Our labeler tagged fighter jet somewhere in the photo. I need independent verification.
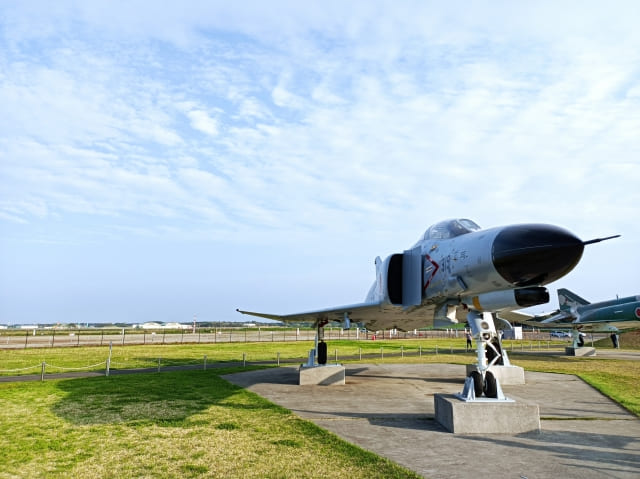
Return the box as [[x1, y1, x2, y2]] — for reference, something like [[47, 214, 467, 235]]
[[238, 219, 617, 398], [501, 288, 640, 347]]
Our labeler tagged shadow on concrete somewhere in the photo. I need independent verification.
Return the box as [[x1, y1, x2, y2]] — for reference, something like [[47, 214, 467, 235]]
[[465, 430, 640, 476]]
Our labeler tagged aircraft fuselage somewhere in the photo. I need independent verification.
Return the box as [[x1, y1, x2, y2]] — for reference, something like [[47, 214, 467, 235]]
[[574, 296, 640, 324], [367, 220, 585, 319]]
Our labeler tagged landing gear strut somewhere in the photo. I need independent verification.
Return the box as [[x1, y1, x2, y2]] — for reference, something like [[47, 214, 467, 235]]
[[458, 311, 511, 401], [305, 319, 329, 367]]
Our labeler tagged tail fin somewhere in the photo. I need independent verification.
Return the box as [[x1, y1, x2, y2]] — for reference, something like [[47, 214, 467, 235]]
[[557, 288, 589, 311]]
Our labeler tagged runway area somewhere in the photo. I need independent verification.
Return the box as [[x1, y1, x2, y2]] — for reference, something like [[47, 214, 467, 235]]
[[224, 363, 640, 479]]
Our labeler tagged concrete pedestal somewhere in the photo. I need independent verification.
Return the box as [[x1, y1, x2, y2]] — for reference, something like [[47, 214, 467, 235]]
[[434, 394, 540, 434], [299, 364, 346, 385], [565, 347, 596, 357], [465, 364, 525, 385]]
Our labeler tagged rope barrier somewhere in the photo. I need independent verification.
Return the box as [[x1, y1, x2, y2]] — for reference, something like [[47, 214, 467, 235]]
[[0, 364, 42, 373], [108, 361, 156, 368], [44, 361, 106, 371], [157, 359, 203, 367]]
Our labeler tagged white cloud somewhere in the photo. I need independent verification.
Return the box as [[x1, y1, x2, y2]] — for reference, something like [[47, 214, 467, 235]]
[[1, 1, 639, 323], [187, 110, 219, 136]]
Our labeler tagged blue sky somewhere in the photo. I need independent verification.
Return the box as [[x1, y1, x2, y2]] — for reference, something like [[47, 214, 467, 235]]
[[1, 1, 638, 325]]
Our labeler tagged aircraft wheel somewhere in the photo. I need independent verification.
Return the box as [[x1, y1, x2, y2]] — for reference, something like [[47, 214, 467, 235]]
[[470, 371, 483, 397], [317, 340, 328, 365], [484, 371, 498, 398]]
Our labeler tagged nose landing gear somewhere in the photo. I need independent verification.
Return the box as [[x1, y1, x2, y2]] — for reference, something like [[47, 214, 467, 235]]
[[458, 311, 511, 402]]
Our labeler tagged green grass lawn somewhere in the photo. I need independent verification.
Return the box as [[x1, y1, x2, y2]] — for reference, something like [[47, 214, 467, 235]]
[[0, 337, 570, 375], [0, 367, 420, 479], [1, 336, 639, 478]]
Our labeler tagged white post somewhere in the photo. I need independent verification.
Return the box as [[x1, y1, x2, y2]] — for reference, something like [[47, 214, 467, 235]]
[[106, 341, 113, 377]]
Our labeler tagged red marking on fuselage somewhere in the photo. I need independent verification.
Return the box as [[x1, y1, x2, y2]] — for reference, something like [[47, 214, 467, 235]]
[[635, 307, 640, 319], [423, 254, 440, 291]]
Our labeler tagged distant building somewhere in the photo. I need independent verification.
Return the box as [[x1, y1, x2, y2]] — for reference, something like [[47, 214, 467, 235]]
[[141, 322, 163, 329], [165, 322, 191, 330], [140, 322, 191, 330]]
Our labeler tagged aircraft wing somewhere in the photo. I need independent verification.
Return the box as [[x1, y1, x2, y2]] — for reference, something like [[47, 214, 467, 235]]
[[497, 310, 535, 323], [237, 301, 438, 331], [499, 309, 576, 329]]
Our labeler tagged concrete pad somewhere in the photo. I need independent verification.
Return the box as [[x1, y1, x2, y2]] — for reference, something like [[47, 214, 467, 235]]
[[299, 364, 345, 385], [434, 393, 540, 433], [224, 363, 640, 479], [566, 346, 597, 356], [464, 364, 525, 385]]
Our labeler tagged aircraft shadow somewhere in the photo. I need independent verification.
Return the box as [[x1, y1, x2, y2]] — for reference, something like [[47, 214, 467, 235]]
[[289, 408, 443, 432], [465, 430, 640, 476], [51, 366, 270, 426]]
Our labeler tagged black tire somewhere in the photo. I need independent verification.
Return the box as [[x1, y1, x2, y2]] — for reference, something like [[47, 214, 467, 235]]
[[317, 340, 328, 365], [484, 371, 498, 398], [470, 370, 483, 397]]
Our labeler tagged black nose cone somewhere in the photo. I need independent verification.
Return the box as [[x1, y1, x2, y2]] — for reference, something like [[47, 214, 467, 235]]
[[492, 224, 584, 286]]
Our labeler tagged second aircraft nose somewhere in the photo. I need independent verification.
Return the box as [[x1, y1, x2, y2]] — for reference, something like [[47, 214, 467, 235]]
[[492, 224, 584, 287]]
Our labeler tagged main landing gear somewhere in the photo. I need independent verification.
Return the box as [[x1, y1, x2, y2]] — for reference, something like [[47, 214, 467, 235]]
[[305, 313, 352, 367], [458, 311, 511, 402], [304, 319, 329, 367]]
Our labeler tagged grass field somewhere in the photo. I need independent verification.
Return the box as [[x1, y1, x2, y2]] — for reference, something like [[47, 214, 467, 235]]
[[0, 367, 420, 479], [0, 336, 577, 376], [1, 332, 638, 478]]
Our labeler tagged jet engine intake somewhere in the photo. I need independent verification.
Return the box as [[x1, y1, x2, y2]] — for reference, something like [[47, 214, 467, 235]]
[[377, 250, 423, 307]]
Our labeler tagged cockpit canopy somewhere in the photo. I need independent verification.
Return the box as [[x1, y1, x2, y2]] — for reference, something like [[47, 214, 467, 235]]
[[422, 218, 481, 241]]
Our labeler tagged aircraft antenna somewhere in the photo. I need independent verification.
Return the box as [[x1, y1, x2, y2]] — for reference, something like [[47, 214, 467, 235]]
[[582, 234, 620, 245]]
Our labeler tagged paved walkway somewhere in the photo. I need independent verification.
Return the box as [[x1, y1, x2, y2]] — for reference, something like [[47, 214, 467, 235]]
[[225, 363, 640, 479]]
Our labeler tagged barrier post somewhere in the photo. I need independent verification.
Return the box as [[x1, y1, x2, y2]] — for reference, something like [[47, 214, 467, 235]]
[[243, 353, 246, 368], [203, 355, 207, 370], [277, 352, 280, 366], [40, 362, 46, 381], [157, 357, 161, 372]]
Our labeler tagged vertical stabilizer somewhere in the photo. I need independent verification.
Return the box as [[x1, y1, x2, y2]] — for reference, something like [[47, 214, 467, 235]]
[[558, 288, 589, 311]]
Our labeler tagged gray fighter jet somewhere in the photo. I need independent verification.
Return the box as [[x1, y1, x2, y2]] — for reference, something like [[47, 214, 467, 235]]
[[238, 219, 617, 398]]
